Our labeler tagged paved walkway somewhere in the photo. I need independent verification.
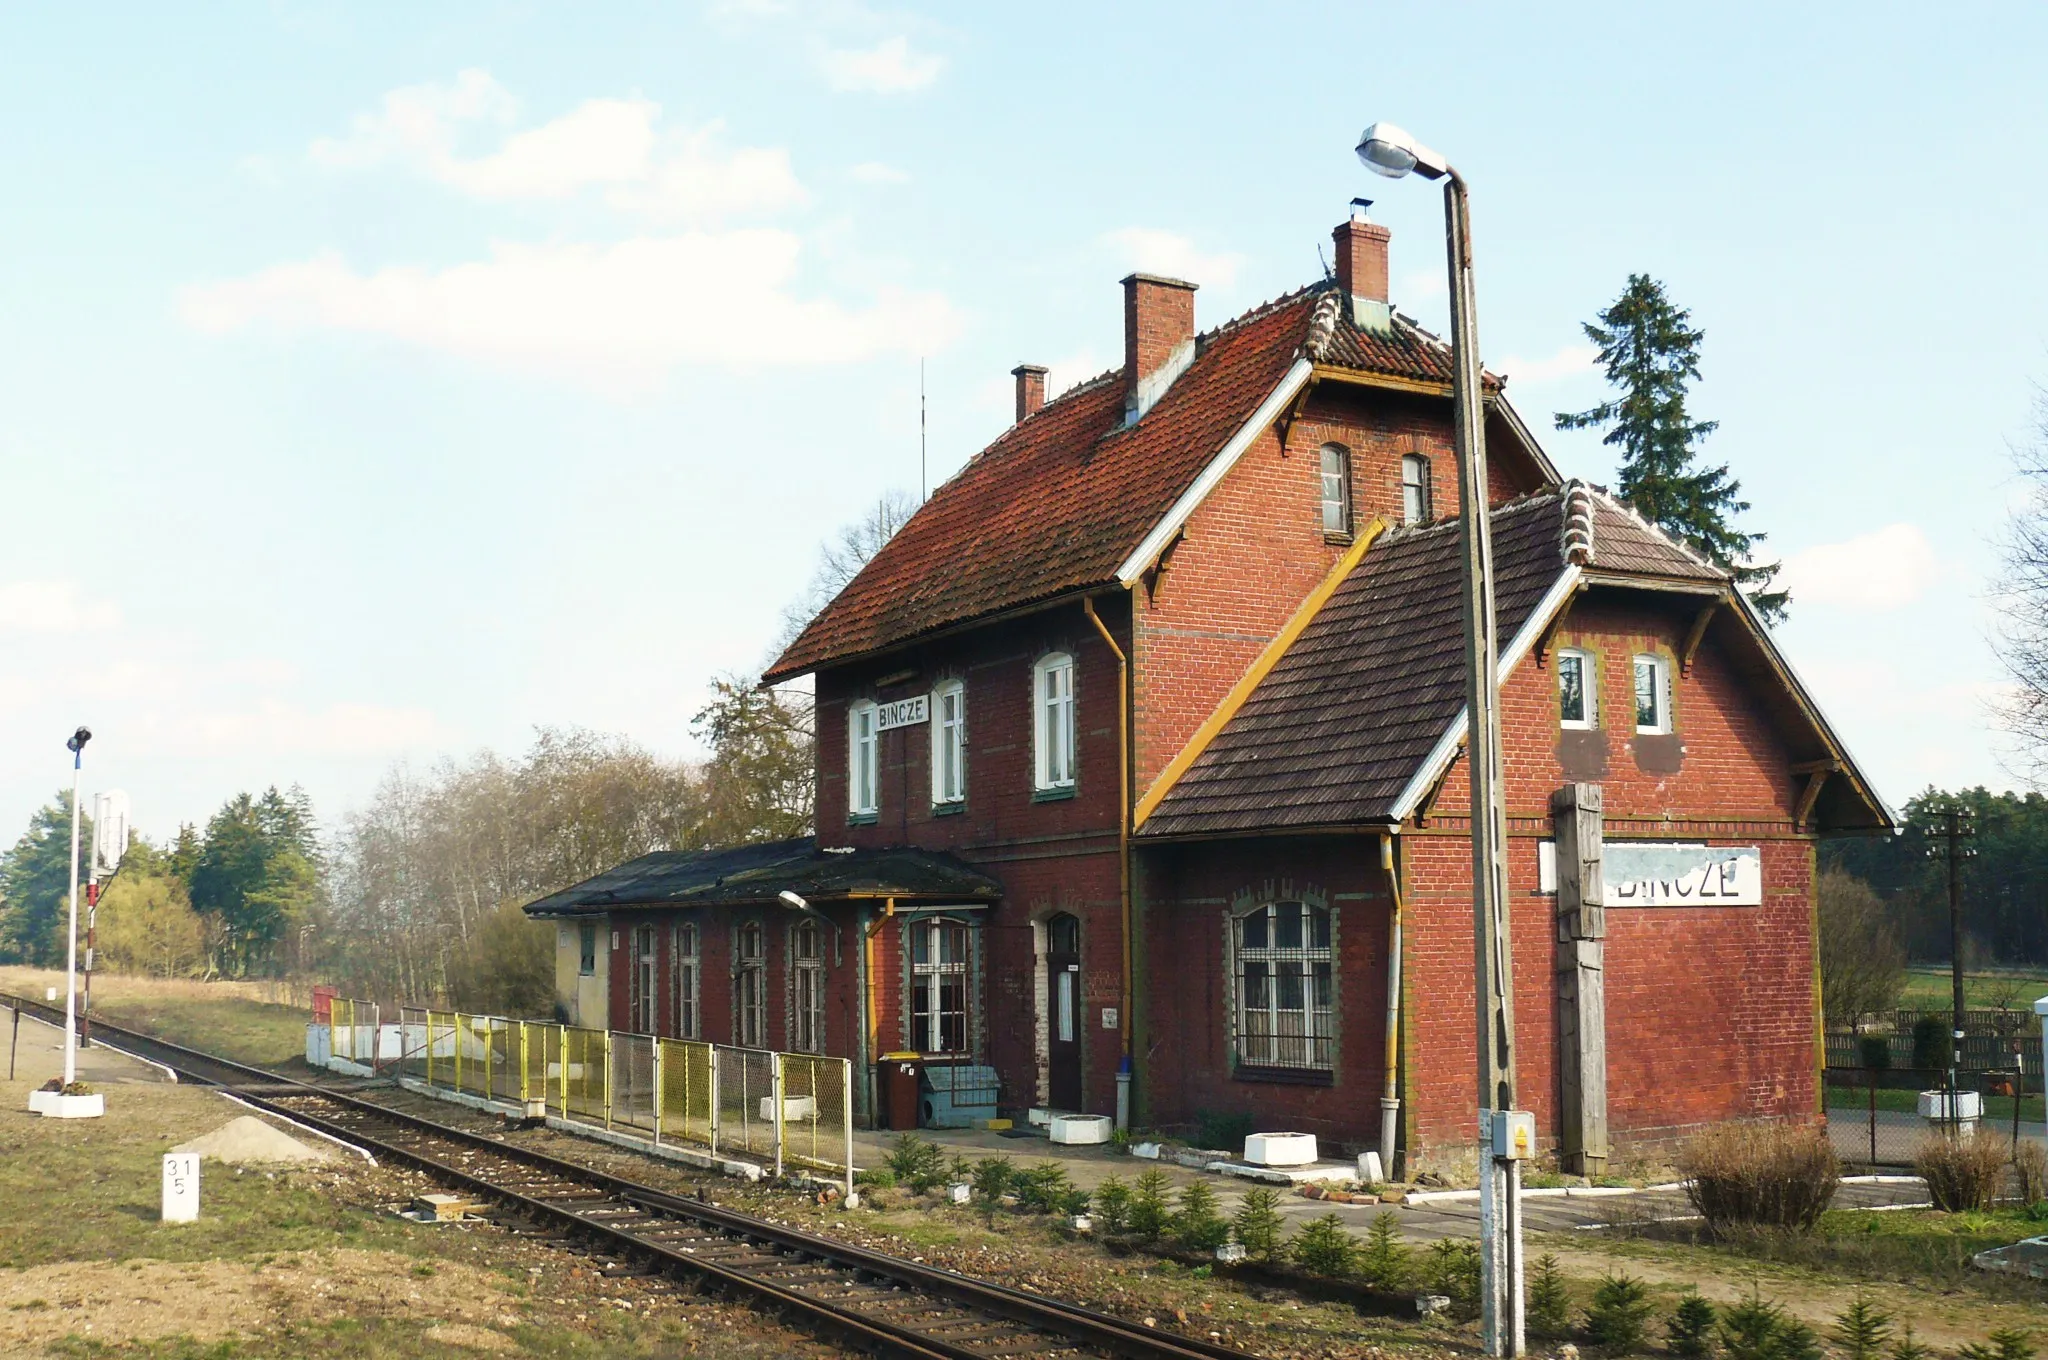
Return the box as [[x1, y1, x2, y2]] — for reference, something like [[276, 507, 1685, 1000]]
[[2, 1002, 174, 1096]]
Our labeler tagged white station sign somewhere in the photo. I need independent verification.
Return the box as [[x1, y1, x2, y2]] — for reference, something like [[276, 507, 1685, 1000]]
[[875, 695, 930, 732], [1603, 843, 1762, 907]]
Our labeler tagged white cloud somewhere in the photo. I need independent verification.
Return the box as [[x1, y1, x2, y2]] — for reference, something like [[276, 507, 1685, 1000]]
[[1496, 343, 1599, 386], [820, 36, 943, 93], [848, 160, 910, 185], [1777, 523, 1942, 610], [0, 582, 120, 634], [1102, 228, 1244, 289], [311, 73, 804, 222], [181, 232, 962, 393], [1398, 267, 1447, 303], [164, 699, 441, 757]]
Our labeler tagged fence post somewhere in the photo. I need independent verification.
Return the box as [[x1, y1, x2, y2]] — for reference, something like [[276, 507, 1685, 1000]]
[[603, 1029, 614, 1132], [483, 1017, 493, 1100], [557, 1025, 567, 1118], [652, 1040, 665, 1147], [773, 1053, 786, 1179], [518, 1023, 529, 1105], [842, 1057, 855, 1203], [426, 1013, 435, 1089], [1867, 1069, 1877, 1167], [455, 1014, 464, 1095], [707, 1046, 720, 1157]]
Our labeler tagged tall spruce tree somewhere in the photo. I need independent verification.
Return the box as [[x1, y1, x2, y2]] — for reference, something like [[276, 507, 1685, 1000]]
[[1556, 274, 1787, 622]]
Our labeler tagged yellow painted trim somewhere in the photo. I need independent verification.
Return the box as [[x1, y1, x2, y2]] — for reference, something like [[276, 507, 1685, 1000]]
[[1132, 517, 1388, 828], [1309, 364, 1453, 398]]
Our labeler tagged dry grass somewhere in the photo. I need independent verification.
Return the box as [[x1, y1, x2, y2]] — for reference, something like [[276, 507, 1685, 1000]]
[[2014, 1140, 2048, 1204], [1915, 1132, 2011, 1212], [1679, 1122, 1840, 1232]]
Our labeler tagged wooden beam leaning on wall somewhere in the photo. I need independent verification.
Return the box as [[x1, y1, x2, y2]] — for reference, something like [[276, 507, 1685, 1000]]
[[1552, 782, 1609, 1176]]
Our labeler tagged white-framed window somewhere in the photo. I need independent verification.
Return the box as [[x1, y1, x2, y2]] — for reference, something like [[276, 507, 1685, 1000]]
[[1033, 653, 1076, 791], [1401, 453, 1432, 525], [629, 922, 658, 1033], [848, 700, 879, 817], [910, 917, 971, 1054], [578, 921, 598, 977], [736, 920, 767, 1048], [1557, 648, 1596, 730], [1319, 443, 1351, 535], [791, 918, 827, 1053], [672, 920, 699, 1040], [1633, 653, 1672, 734], [931, 680, 966, 806], [1233, 900, 1334, 1071]]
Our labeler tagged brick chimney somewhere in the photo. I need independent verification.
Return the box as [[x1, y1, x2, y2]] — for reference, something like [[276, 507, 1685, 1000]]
[[1332, 204, 1393, 332], [1121, 273, 1197, 425], [1012, 364, 1047, 423]]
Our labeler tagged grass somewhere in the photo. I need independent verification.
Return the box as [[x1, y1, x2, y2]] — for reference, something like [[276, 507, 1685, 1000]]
[[0, 968, 311, 1069], [1826, 1084, 2046, 1123], [1898, 964, 2048, 1012]]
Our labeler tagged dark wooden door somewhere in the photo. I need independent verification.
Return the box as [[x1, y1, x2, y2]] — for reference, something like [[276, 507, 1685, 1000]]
[[1047, 914, 1082, 1110]]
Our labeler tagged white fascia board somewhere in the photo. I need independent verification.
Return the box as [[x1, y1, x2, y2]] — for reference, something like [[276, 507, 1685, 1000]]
[[1388, 564, 1583, 822], [1114, 357, 1315, 585]]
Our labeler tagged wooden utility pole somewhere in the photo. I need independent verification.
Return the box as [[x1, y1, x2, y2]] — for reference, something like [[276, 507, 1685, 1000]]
[[1552, 783, 1608, 1174]]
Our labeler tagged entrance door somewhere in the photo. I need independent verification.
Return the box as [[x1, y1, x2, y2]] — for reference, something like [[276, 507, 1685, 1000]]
[[1046, 914, 1082, 1110]]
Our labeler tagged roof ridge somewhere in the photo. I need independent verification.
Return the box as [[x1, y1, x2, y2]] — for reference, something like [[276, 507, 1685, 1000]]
[[1589, 486, 1729, 577]]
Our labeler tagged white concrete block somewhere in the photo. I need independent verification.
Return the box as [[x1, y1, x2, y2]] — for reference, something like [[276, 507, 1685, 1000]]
[[1026, 1107, 1055, 1127], [1132, 1141, 1162, 1159], [1243, 1131, 1318, 1167], [760, 1095, 819, 1123], [1917, 1090, 1983, 1121], [1049, 1114, 1113, 1145], [948, 1183, 972, 1204], [162, 1152, 200, 1223], [1358, 1151, 1385, 1183]]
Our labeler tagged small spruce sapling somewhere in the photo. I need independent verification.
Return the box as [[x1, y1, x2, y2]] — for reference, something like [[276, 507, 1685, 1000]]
[[1288, 1214, 1358, 1277], [1773, 1321, 1826, 1360], [1423, 1239, 1481, 1321], [1889, 1327, 1934, 1360], [1230, 1188, 1284, 1261], [1093, 1176, 1133, 1236], [1668, 1293, 1717, 1357], [1583, 1273, 1656, 1352], [1718, 1290, 1789, 1360], [1128, 1170, 1172, 1242], [1956, 1331, 2036, 1360], [971, 1156, 1014, 1205], [1170, 1181, 1231, 1253], [1356, 1211, 1411, 1290], [1527, 1254, 1573, 1338], [1830, 1297, 1894, 1360]]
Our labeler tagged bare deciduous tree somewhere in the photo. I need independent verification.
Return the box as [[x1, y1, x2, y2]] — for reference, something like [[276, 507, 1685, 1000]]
[[1994, 392, 2048, 775], [1817, 867, 1907, 1026], [773, 488, 918, 657]]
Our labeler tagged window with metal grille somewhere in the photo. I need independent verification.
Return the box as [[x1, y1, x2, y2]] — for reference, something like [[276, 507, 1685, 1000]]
[[910, 917, 970, 1054], [1401, 453, 1432, 525], [672, 920, 699, 1040], [1320, 444, 1352, 534], [736, 920, 767, 1048], [848, 700, 879, 816], [1033, 654, 1075, 791], [791, 918, 826, 1053], [931, 679, 966, 806], [1233, 900, 1334, 1071], [629, 923, 658, 1034]]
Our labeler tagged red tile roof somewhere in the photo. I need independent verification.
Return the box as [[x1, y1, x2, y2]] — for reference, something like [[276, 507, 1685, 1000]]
[[766, 283, 1517, 682]]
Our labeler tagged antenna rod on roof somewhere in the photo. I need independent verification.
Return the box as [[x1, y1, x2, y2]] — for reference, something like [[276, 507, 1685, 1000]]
[[920, 358, 927, 502]]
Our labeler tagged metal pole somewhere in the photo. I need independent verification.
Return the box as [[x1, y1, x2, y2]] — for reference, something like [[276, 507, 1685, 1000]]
[[652, 1039, 665, 1146], [62, 744, 84, 1090], [9, 1003, 18, 1082], [842, 1058, 856, 1203], [1445, 169, 1522, 1358], [1946, 805, 1965, 1115]]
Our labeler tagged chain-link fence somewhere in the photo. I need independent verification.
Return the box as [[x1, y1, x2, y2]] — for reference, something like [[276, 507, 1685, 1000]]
[[1826, 1065, 2045, 1168], [658, 1038, 715, 1148], [778, 1051, 852, 1175]]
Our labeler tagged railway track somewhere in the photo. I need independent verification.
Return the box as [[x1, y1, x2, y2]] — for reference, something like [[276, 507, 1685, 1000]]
[[7, 993, 1262, 1360]]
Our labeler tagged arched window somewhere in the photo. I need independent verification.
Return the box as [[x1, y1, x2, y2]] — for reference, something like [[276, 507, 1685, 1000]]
[[791, 918, 827, 1053], [1033, 653, 1075, 791], [736, 920, 767, 1048], [910, 917, 972, 1054], [1401, 453, 1432, 525], [1320, 444, 1352, 535], [672, 920, 699, 1040], [848, 700, 879, 818], [931, 679, 966, 806], [1233, 900, 1334, 1071]]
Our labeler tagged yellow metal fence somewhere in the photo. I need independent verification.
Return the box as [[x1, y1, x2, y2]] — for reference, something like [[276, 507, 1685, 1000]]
[[392, 1006, 852, 1187]]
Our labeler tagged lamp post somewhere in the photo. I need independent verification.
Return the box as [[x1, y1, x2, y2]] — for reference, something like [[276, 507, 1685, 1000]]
[[1358, 121, 1525, 1357], [61, 726, 91, 1090]]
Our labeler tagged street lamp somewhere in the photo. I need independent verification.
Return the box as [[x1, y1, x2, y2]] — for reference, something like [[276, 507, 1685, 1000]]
[[1357, 121, 1525, 1358], [62, 727, 91, 1092]]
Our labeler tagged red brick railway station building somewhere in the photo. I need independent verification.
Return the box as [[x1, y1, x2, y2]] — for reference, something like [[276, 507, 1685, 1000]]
[[525, 211, 1893, 1172]]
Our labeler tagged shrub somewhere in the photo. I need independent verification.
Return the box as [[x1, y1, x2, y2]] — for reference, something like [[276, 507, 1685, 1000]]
[[1857, 1034, 1891, 1069], [1956, 1331, 2036, 1360], [1830, 1296, 1894, 1360], [1059, 1187, 1093, 1218], [1128, 1170, 1172, 1241], [1915, 1131, 2008, 1212], [2013, 1140, 2048, 1205], [1583, 1273, 1655, 1352], [1718, 1290, 1790, 1360], [1093, 1176, 1132, 1235], [1193, 1109, 1257, 1152], [1289, 1214, 1357, 1277], [1889, 1327, 1933, 1360], [1355, 1211, 1411, 1290], [855, 1166, 897, 1191], [1909, 1016, 1948, 1071], [1679, 1122, 1839, 1232], [1668, 1293, 1717, 1357], [970, 1156, 1014, 1204], [1015, 1162, 1072, 1213], [885, 1134, 947, 1192], [1423, 1239, 1481, 1321], [1773, 1320, 1825, 1360], [1527, 1254, 1572, 1339], [1231, 1188, 1284, 1261], [1170, 1181, 1231, 1253]]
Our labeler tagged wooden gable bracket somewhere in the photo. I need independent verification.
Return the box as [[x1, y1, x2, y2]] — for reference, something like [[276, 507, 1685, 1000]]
[[1141, 527, 1187, 604], [1415, 744, 1463, 827], [1791, 757, 1842, 829], [1533, 581, 1585, 670], [1679, 601, 1718, 677], [1275, 376, 1318, 455]]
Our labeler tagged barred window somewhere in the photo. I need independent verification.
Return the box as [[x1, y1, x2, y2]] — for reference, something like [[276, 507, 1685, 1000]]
[[736, 921, 767, 1048], [910, 917, 970, 1054], [792, 918, 826, 1053], [1234, 900, 1333, 1071], [629, 923, 657, 1034], [672, 921, 699, 1040]]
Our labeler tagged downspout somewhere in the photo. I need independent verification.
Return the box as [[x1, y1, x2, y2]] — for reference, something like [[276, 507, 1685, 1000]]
[[1082, 594, 1134, 1131], [1379, 831, 1405, 1178], [864, 897, 896, 1124]]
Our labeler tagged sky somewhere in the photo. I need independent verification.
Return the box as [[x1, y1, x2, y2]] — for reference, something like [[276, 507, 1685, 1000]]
[[2, 1, 2045, 845]]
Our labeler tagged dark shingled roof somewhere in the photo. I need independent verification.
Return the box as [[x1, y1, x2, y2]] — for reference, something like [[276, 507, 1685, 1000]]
[[521, 837, 1002, 917], [764, 282, 1534, 683], [1139, 487, 1724, 838]]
